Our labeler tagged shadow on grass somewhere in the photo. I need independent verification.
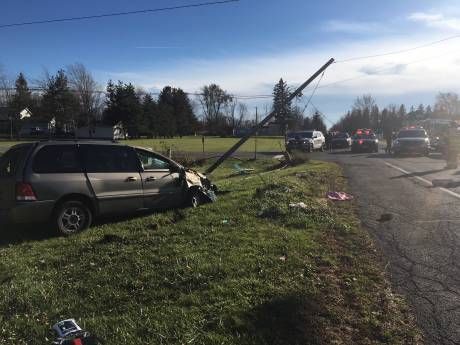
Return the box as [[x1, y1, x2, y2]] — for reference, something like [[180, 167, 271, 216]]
[[0, 223, 57, 247], [243, 294, 327, 345], [0, 207, 185, 247]]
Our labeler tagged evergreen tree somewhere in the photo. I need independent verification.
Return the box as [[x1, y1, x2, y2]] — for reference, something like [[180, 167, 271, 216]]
[[41, 70, 79, 129], [371, 105, 380, 132], [272, 78, 292, 134], [425, 105, 433, 119], [158, 86, 197, 137], [104, 80, 142, 137], [142, 94, 158, 137], [9, 73, 33, 117], [311, 111, 327, 133]]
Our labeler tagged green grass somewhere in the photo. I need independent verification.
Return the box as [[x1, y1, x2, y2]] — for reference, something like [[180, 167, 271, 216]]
[[0, 158, 421, 345], [0, 136, 285, 155]]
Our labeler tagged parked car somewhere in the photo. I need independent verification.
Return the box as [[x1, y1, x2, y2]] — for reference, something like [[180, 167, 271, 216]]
[[392, 127, 430, 156], [351, 129, 379, 153], [0, 140, 216, 235], [330, 132, 351, 149], [286, 130, 325, 152]]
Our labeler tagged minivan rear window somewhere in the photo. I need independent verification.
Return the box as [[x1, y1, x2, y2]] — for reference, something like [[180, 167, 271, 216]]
[[0, 145, 32, 177], [32, 145, 82, 174]]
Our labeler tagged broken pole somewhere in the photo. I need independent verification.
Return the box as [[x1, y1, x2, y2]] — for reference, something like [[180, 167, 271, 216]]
[[205, 58, 335, 174]]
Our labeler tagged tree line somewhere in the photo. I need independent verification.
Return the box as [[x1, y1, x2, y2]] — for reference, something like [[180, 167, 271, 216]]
[[0, 64, 203, 138], [0, 64, 331, 138], [331, 93, 460, 135]]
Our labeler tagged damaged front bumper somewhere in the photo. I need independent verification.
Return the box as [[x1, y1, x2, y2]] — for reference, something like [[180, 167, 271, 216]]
[[183, 169, 218, 203]]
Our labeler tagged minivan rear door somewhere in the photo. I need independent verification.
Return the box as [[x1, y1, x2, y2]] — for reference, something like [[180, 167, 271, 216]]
[[0, 144, 32, 210], [80, 145, 143, 215]]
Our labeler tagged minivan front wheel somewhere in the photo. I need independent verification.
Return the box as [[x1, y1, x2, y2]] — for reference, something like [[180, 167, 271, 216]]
[[54, 201, 92, 235], [187, 189, 203, 208]]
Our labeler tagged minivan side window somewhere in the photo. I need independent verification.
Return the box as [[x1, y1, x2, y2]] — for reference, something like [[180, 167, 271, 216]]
[[0, 145, 32, 177], [135, 149, 170, 170], [82, 145, 140, 173], [32, 145, 82, 174]]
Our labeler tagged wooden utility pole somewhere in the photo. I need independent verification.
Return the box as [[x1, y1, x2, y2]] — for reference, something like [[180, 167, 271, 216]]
[[9, 116, 13, 140], [205, 58, 335, 174], [254, 107, 258, 160]]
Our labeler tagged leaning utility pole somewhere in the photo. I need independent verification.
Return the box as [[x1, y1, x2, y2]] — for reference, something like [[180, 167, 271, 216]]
[[205, 58, 335, 174]]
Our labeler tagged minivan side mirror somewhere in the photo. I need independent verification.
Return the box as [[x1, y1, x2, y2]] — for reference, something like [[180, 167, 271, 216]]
[[169, 164, 182, 173]]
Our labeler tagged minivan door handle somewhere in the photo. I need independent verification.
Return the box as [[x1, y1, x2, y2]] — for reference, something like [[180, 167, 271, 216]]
[[126, 176, 138, 182], [145, 176, 157, 182]]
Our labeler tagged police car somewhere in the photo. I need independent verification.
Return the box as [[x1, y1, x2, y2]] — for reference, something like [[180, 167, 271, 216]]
[[351, 129, 379, 153], [392, 127, 430, 156]]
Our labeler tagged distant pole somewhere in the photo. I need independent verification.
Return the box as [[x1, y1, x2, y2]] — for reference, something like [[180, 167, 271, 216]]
[[202, 135, 205, 157], [9, 116, 13, 140], [254, 107, 258, 160]]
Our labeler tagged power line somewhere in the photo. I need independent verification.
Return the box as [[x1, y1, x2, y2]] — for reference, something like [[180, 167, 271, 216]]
[[335, 34, 460, 63], [0, 0, 240, 29], [319, 49, 460, 90], [301, 71, 325, 115], [309, 101, 335, 125]]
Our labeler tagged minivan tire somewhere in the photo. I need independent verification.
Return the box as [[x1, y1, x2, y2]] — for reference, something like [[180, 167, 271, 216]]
[[54, 200, 93, 236], [187, 189, 203, 208]]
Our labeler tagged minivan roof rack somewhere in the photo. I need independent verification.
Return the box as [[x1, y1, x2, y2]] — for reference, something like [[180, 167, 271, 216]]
[[39, 138, 119, 143]]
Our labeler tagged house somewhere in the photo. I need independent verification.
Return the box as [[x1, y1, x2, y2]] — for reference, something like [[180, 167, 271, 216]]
[[76, 124, 127, 140], [19, 121, 52, 138]]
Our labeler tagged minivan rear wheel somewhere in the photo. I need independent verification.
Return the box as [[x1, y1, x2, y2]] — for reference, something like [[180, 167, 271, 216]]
[[54, 201, 92, 236]]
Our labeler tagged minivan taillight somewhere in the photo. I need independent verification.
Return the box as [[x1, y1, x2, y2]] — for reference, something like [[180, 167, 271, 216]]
[[16, 182, 37, 201]]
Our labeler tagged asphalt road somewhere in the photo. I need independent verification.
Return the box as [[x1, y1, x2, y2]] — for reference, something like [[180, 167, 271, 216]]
[[315, 149, 460, 345]]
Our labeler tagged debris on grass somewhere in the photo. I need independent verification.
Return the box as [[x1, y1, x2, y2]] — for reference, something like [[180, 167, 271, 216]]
[[326, 191, 354, 201], [289, 202, 309, 210]]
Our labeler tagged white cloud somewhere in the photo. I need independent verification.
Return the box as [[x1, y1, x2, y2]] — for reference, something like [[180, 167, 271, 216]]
[[97, 31, 460, 121], [322, 20, 388, 34], [408, 12, 460, 31], [360, 63, 407, 76]]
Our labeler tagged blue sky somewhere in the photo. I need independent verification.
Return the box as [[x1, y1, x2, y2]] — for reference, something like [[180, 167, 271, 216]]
[[1, 0, 460, 123]]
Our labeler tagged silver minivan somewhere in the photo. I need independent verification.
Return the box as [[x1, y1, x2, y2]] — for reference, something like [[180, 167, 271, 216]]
[[0, 140, 215, 235]]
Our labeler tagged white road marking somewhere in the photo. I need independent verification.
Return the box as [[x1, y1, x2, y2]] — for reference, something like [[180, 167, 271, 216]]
[[384, 161, 460, 201], [384, 162, 432, 186]]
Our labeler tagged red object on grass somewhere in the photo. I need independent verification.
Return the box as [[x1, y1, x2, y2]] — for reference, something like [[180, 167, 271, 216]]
[[327, 191, 353, 201], [73, 339, 83, 345]]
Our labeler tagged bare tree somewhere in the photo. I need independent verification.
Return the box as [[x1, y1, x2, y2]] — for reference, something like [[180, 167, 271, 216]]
[[67, 63, 103, 126], [435, 92, 460, 118], [225, 98, 238, 136], [199, 84, 232, 135], [236, 102, 248, 129], [0, 65, 13, 106], [353, 94, 376, 113]]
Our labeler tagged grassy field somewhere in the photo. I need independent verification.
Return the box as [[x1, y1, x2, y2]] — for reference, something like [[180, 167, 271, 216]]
[[0, 158, 421, 345], [0, 136, 285, 155]]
